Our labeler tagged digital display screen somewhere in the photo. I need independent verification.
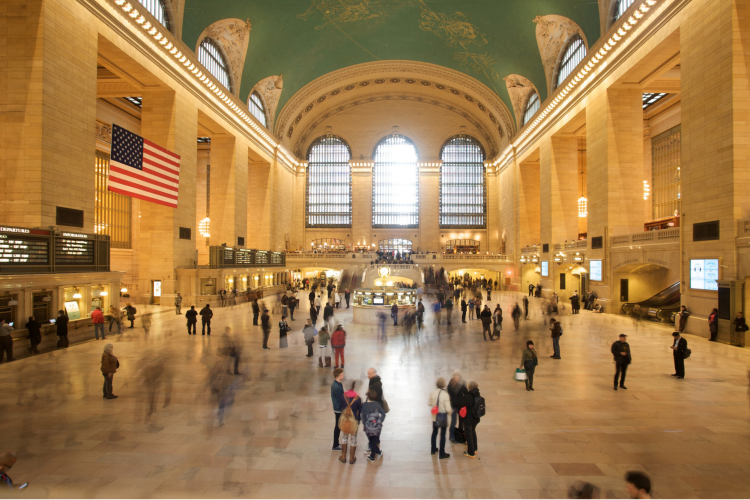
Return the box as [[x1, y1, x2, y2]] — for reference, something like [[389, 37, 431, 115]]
[[55, 237, 95, 264], [590, 260, 603, 281], [235, 249, 253, 265], [541, 261, 548, 277], [373, 296, 384, 305], [0, 235, 49, 264], [691, 259, 719, 290]]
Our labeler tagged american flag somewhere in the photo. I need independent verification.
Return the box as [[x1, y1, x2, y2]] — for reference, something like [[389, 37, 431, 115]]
[[108, 124, 181, 208]]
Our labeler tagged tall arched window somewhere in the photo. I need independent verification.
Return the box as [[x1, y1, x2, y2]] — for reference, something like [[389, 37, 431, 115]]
[[440, 135, 486, 228], [306, 136, 352, 227], [249, 91, 267, 127], [522, 92, 540, 126], [198, 38, 232, 93], [556, 35, 586, 88], [612, 0, 636, 24], [138, 0, 170, 30], [372, 135, 419, 228]]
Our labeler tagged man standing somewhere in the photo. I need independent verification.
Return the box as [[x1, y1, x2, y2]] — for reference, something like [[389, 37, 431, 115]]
[[0, 320, 13, 363], [261, 309, 271, 350], [345, 289, 351, 308], [461, 297, 467, 323], [288, 295, 297, 321], [92, 307, 105, 340], [330, 368, 345, 451], [391, 302, 398, 326], [528, 283, 534, 297], [612, 334, 631, 390], [549, 318, 561, 359], [303, 319, 317, 358], [185, 306, 198, 334], [570, 292, 580, 314], [367, 368, 385, 407], [175, 293, 183, 315], [252, 299, 260, 326], [523, 296, 529, 319], [315, 294, 322, 315], [331, 324, 346, 368], [200, 304, 213, 336], [480, 305, 493, 341], [310, 302, 319, 326], [671, 331, 687, 379], [445, 297, 454, 325]]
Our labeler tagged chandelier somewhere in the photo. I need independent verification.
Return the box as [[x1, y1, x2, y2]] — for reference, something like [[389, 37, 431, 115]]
[[578, 167, 587, 217]]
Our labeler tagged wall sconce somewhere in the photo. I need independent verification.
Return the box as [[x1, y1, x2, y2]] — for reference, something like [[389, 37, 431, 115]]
[[72, 288, 82, 299], [120, 287, 128, 293], [41, 289, 52, 302]]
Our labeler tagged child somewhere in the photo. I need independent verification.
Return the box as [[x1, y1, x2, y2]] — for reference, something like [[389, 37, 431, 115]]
[[361, 389, 386, 462]]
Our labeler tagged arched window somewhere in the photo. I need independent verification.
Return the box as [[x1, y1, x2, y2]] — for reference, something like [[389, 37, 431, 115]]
[[198, 38, 232, 93], [138, 0, 170, 30], [522, 92, 540, 126], [556, 35, 586, 89], [440, 135, 486, 228], [612, 0, 636, 24], [249, 91, 267, 127], [372, 135, 419, 228], [306, 136, 352, 227]]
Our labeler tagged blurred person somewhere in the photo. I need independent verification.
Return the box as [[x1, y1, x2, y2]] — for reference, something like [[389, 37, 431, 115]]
[[468, 296, 475, 320], [91, 306, 105, 340], [310, 301, 318, 326], [208, 355, 236, 426], [377, 311, 387, 342], [252, 299, 260, 326], [448, 370, 467, 443], [391, 302, 399, 326], [200, 304, 213, 335], [519, 340, 538, 391], [334, 290, 341, 309], [315, 293, 322, 315], [568, 481, 600, 499], [461, 380, 483, 458], [289, 294, 297, 321], [221, 327, 242, 375], [324, 301, 334, 332], [318, 326, 331, 367], [416, 299, 425, 335], [303, 319, 317, 358], [361, 389, 386, 462], [493, 304, 503, 339], [108, 304, 122, 334], [281, 293, 288, 318], [523, 295, 529, 319], [345, 289, 351, 308], [101, 343, 119, 399], [733, 311, 748, 341], [138, 352, 167, 417], [676, 305, 690, 332], [278, 315, 290, 348], [0, 319, 13, 363], [261, 309, 271, 350], [141, 313, 152, 335], [625, 471, 652, 499], [338, 381, 362, 464], [708, 307, 719, 341], [185, 306, 198, 335], [428, 377, 451, 459], [174, 292, 182, 314], [124, 303, 137, 328], [445, 297, 454, 325], [612, 334, 631, 390], [480, 305, 493, 341], [56, 310, 69, 348], [331, 324, 346, 368], [25, 316, 41, 355], [330, 367, 346, 450], [0, 452, 17, 489]]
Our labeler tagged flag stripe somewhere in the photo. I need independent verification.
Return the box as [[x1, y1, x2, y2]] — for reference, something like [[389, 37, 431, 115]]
[[144, 144, 180, 167], [142, 165, 179, 184], [109, 185, 177, 208], [143, 138, 181, 160], [110, 163, 179, 191], [142, 157, 180, 178], [109, 177, 178, 201]]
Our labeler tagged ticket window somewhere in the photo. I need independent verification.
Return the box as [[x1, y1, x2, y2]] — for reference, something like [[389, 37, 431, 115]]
[[201, 278, 216, 295], [63, 287, 83, 320], [32, 292, 52, 323], [0, 294, 19, 329], [91, 286, 109, 314]]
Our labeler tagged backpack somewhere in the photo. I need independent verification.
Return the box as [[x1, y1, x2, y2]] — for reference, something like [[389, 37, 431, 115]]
[[364, 409, 383, 436], [558, 325, 563, 336], [338, 396, 359, 435], [471, 395, 486, 419]]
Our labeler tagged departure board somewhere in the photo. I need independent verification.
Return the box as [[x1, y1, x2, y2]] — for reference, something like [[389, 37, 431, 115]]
[[255, 251, 268, 264], [235, 249, 253, 265], [55, 236, 95, 264], [223, 248, 235, 265], [0, 235, 50, 264]]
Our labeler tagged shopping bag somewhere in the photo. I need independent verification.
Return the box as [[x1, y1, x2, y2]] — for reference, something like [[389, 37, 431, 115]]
[[515, 368, 527, 381]]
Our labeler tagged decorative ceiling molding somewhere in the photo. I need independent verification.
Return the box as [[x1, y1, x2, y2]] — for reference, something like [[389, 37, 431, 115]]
[[196, 18, 251, 97], [534, 15, 588, 95], [503, 74, 539, 130], [276, 61, 514, 153], [251, 75, 283, 131], [292, 92, 500, 159]]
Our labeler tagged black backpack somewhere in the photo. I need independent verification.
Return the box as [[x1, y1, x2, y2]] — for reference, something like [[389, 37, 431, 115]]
[[471, 395, 486, 419]]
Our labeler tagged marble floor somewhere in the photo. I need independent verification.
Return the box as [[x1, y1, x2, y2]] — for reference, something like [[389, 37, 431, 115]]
[[1, 291, 749, 499]]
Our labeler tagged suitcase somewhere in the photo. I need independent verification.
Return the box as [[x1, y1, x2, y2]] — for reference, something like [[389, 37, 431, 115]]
[[454, 427, 467, 444], [57, 338, 69, 348], [325, 356, 332, 367]]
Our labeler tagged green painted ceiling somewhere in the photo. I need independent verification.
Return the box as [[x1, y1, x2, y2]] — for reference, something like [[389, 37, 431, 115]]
[[182, 0, 601, 122]]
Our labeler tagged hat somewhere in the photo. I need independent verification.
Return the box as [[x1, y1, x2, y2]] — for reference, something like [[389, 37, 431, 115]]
[[619, 334, 627, 338]]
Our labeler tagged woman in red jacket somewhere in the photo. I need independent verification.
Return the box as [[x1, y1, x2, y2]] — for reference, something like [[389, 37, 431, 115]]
[[331, 324, 346, 369]]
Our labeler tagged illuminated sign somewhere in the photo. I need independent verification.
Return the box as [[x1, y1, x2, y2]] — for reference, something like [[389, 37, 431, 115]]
[[690, 259, 719, 290], [590, 260, 603, 281], [62, 232, 87, 239], [541, 261, 549, 277]]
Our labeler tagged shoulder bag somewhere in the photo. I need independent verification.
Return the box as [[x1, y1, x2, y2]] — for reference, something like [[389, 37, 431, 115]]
[[434, 390, 448, 427]]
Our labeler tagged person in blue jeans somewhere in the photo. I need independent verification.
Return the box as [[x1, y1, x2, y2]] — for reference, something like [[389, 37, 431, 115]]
[[330, 368, 346, 450], [549, 318, 561, 359]]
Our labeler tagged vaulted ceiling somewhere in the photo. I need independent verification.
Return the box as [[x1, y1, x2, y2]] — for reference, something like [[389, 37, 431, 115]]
[[181, 0, 601, 123]]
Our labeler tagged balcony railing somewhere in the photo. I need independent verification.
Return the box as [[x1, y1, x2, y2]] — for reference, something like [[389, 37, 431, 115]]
[[610, 228, 680, 247]]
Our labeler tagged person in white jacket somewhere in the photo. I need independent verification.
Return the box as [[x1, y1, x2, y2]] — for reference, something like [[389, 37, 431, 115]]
[[315, 294, 322, 315], [428, 377, 452, 459], [335, 291, 341, 309]]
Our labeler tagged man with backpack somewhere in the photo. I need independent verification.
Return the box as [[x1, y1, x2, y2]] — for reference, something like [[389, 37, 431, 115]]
[[549, 318, 562, 359], [361, 389, 386, 462], [460, 380, 484, 458], [331, 324, 346, 369], [445, 297, 454, 325]]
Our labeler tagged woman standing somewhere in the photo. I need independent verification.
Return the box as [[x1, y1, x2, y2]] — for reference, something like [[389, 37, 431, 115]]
[[447, 370, 467, 443], [339, 381, 362, 464], [101, 343, 118, 399], [25, 316, 41, 355], [519, 341, 538, 391], [124, 303, 137, 329], [708, 308, 719, 342], [733, 311, 748, 341], [317, 326, 330, 367], [676, 305, 690, 332], [461, 381, 482, 458], [428, 377, 452, 459], [278, 315, 290, 348]]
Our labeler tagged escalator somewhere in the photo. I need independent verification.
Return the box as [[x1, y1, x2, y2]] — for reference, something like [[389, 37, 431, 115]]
[[337, 270, 352, 292], [621, 282, 680, 322]]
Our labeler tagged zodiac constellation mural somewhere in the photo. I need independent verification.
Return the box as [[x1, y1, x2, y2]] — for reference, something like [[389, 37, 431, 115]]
[[297, 0, 383, 30], [417, 0, 488, 49], [454, 52, 500, 82]]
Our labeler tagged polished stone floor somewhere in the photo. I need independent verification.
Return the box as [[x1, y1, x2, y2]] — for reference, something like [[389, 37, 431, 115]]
[[1, 291, 749, 499]]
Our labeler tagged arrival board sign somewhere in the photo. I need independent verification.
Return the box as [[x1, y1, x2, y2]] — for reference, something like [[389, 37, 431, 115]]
[[0, 227, 50, 264]]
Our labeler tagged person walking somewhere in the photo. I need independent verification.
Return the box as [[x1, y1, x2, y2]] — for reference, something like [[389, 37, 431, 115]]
[[108, 304, 122, 334], [361, 389, 386, 462], [323, 301, 334, 332], [708, 308, 719, 341], [492, 304, 503, 339], [523, 295, 529, 319], [252, 299, 260, 326], [261, 309, 271, 350], [468, 297, 475, 320], [331, 324, 346, 368], [334, 291, 341, 309], [416, 300, 425, 334], [315, 294, 322, 315], [519, 341, 538, 391], [289, 295, 297, 321], [338, 381, 362, 464], [56, 310, 69, 348], [310, 302, 319, 326], [461, 297, 467, 323], [625, 471, 653, 499], [512, 303, 521, 331], [101, 343, 118, 399], [330, 367, 345, 451], [175, 293, 183, 315], [428, 377, 452, 459], [448, 370, 467, 443], [445, 297, 454, 325], [570, 292, 580, 314], [391, 302, 398, 326], [280, 294, 288, 318], [460, 381, 482, 458], [185, 306, 198, 334], [91, 306, 105, 340], [671, 331, 687, 379], [318, 326, 331, 367], [124, 303, 137, 328], [676, 305, 689, 332], [200, 304, 213, 335], [549, 318, 562, 359], [345, 289, 351, 308], [302, 319, 316, 357], [25, 316, 42, 355], [278, 315, 290, 348], [733, 311, 748, 342], [612, 334, 631, 390], [0, 320, 13, 363]]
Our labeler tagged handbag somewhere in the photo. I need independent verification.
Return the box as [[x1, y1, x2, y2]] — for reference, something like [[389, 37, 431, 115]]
[[515, 368, 527, 381], [433, 391, 448, 427], [381, 397, 390, 413]]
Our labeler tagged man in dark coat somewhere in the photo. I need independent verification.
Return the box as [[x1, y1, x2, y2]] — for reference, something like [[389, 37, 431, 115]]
[[200, 304, 213, 335], [56, 310, 69, 347], [671, 331, 688, 378], [460, 382, 482, 458], [185, 306, 198, 335], [367, 368, 384, 406], [611, 334, 631, 390], [391, 303, 398, 326], [252, 300, 260, 326], [323, 302, 334, 331], [479, 305, 493, 341], [25, 316, 42, 354], [261, 309, 271, 349], [461, 298, 468, 323], [310, 303, 318, 326], [345, 289, 351, 308]]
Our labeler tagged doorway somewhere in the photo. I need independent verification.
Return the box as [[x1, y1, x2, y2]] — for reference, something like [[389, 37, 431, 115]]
[[151, 280, 162, 305], [620, 279, 629, 302]]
